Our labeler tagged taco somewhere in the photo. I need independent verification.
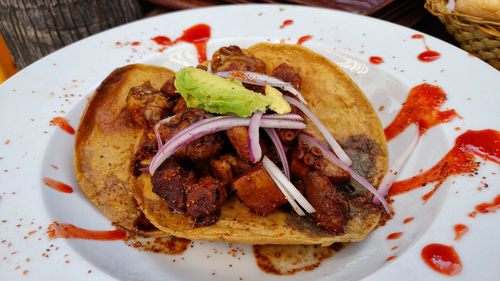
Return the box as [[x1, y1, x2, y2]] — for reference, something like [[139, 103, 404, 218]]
[[75, 43, 389, 246], [74, 64, 173, 236]]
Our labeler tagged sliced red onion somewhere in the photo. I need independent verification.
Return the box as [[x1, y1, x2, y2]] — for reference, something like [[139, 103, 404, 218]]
[[264, 128, 290, 179], [376, 125, 420, 200], [214, 70, 307, 104], [149, 116, 306, 174], [262, 156, 316, 214], [297, 132, 390, 213], [154, 116, 176, 148], [248, 111, 263, 163], [285, 96, 353, 167]]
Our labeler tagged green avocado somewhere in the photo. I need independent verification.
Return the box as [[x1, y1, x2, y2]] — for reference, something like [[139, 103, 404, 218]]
[[174, 67, 291, 117]]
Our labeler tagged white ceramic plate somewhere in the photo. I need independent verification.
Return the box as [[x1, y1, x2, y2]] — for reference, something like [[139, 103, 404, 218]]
[[1, 4, 499, 281]]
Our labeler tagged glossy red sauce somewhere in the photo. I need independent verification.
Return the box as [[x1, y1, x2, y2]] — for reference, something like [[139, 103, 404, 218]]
[[411, 34, 441, 62], [386, 232, 403, 240], [475, 194, 500, 214], [280, 19, 293, 29], [369, 56, 384, 64], [384, 83, 459, 141], [418, 51, 441, 62], [403, 217, 414, 224], [131, 41, 140, 46], [42, 178, 73, 193], [386, 255, 397, 261], [152, 36, 173, 46], [174, 24, 211, 63], [390, 130, 500, 201], [50, 117, 75, 135], [454, 224, 469, 241], [297, 35, 312, 45], [47, 222, 126, 241], [421, 244, 462, 276]]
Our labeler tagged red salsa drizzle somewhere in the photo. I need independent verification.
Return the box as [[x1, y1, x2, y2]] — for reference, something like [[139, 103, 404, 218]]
[[42, 178, 73, 193], [280, 19, 293, 29], [369, 56, 384, 64], [386, 255, 397, 261], [174, 24, 211, 63], [50, 117, 75, 135], [403, 217, 414, 224], [475, 194, 500, 214], [131, 41, 140, 46], [411, 34, 441, 62], [454, 224, 469, 241], [384, 83, 459, 142], [152, 36, 173, 46], [386, 232, 403, 240], [390, 130, 500, 201], [297, 35, 312, 45], [151, 24, 211, 63], [421, 244, 462, 276], [47, 222, 126, 241]]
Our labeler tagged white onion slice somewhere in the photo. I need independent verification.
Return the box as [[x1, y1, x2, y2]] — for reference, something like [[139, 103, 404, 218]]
[[297, 132, 390, 213], [376, 125, 420, 200], [214, 70, 307, 104], [248, 111, 263, 163], [262, 156, 316, 214], [264, 128, 290, 179], [265, 166, 305, 216], [285, 96, 353, 167], [261, 113, 304, 122], [154, 116, 176, 148], [149, 116, 306, 174]]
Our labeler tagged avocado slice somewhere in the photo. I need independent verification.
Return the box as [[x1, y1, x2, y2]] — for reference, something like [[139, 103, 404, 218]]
[[174, 67, 291, 117]]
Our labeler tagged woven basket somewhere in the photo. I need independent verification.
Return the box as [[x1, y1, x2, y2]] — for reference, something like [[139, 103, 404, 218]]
[[425, 0, 500, 70]]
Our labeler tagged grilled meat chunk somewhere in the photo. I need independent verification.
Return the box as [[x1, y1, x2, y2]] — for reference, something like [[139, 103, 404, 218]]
[[185, 177, 227, 219], [323, 160, 351, 184], [127, 81, 174, 127], [304, 171, 350, 233], [158, 108, 222, 160], [211, 45, 267, 73], [232, 163, 287, 216], [226, 126, 251, 162], [271, 63, 302, 89], [210, 158, 233, 185], [152, 158, 195, 213], [160, 76, 179, 98]]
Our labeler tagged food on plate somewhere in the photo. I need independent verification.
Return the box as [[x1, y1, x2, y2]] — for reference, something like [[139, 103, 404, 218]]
[[75, 43, 389, 246], [455, 0, 500, 22], [74, 64, 173, 236]]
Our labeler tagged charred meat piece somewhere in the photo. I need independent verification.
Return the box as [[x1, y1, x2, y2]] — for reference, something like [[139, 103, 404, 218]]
[[271, 63, 302, 89], [226, 126, 251, 162], [160, 76, 179, 98], [232, 163, 287, 216], [210, 158, 233, 185], [323, 160, 351, 184], [152, 157, 195, 213], [172, 98, 187, 115], [219, 154, 252, 176], [226, 127, 267, 162], [158, 108, 222, 160], [289, 143, 310, 180], [185, 177, 227, 219], [127, 81, 174, 127], [211, 45, 267, 73], [194, 213, 219, 227], [304, 172, 350, 233]]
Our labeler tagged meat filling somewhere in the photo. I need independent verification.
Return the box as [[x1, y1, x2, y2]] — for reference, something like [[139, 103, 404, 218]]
[[304, 172, 350, 234], [127, 81, 175, 127]]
